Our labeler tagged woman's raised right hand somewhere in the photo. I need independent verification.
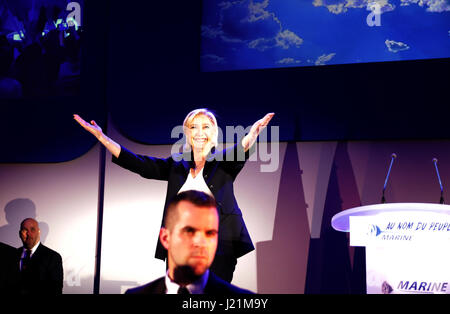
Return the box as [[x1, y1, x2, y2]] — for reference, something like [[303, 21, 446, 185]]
[[73, 114, 104, 139], [73, 114, 121, 158]]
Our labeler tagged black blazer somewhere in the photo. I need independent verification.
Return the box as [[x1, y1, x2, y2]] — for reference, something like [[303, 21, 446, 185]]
[[112, 144, 255, 282], [125, 272, 254, 294], [17, 243, 64, 294], [0, 242, 20, 294]]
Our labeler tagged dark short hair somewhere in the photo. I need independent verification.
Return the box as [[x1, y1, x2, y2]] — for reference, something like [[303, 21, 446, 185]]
[[164, 190, 217, 230]]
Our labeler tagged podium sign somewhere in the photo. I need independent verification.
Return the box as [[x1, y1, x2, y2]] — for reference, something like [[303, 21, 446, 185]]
[[332, 203, 450, 294]]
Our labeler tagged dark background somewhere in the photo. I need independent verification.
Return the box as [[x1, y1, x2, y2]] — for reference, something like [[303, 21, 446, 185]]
[[1, 0, 449, 163]]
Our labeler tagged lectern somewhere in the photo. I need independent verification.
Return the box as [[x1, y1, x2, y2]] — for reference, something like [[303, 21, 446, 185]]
[[332, 203, 450, 294]]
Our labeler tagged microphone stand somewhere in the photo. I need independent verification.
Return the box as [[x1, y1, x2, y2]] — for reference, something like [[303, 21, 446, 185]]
[[433, 158, 444, 204], [381, 153, 397, 204]]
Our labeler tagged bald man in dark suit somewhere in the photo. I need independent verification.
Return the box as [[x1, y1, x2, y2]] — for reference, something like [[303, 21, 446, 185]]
[[18, 218, 63, 295]]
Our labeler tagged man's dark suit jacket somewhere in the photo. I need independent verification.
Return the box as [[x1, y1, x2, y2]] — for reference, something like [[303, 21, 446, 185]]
[[125, 272, 254, 294], [17, 243, 64, 294], [112, 144, 255, 282], [0, 242, 20, 294]]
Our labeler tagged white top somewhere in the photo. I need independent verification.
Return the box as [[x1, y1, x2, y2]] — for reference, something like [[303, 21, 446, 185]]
[[177, 167, 213, 197], [165, 269, 209, 294]]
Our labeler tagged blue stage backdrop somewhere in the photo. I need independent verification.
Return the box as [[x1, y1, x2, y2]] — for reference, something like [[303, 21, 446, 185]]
[[200, 0, 450, 71]]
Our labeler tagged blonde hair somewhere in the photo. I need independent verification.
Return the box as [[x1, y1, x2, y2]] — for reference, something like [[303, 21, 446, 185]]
[[183, 108, 219, 151]]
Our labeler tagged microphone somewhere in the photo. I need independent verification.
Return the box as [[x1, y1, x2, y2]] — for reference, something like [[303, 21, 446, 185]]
[[432, 158, 444, 204], [381, 153, 397, 203]]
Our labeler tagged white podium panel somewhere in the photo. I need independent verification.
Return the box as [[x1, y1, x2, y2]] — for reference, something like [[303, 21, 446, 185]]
[[332, 203, 450, 294], [365, 244, 450, 294]]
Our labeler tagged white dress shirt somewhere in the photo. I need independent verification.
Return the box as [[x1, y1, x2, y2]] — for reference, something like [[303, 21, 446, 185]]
[[164, 269, 210, 294], [20, 241, 40, 270]]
